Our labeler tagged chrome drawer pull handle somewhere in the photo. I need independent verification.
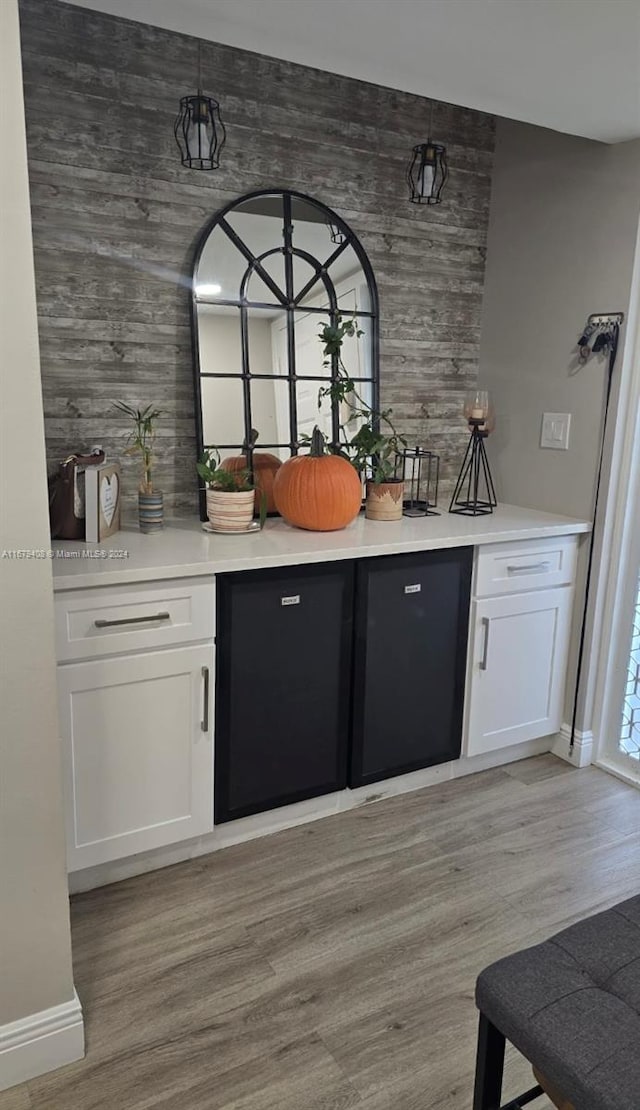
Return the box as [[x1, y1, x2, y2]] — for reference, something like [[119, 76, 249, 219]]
[[201, 666, 210, 733], [479, 617, 490, 671], [94, 611, 171, 628], [506, 561, 551, 574]]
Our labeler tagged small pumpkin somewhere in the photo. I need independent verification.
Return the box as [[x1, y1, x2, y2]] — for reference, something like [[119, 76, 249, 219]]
[[221, 432, 282, 514], [273, 427, 362, 532]]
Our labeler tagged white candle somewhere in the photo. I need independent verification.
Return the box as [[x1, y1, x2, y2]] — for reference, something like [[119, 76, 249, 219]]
[[471, 407, 485, 419], [420, 163, 435, 198]]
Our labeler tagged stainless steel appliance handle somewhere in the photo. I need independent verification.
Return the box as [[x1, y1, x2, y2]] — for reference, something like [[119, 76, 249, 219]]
[[94, 611, 171, 628], [201, 666, 210, 733], [479, 617, 490, 671], [506, 561, 551, 574]]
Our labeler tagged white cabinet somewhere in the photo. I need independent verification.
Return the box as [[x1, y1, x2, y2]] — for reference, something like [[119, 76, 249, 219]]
[[55, 575, 216, 873], [58, 645, 214, 870], [465, 585, 574, 758]]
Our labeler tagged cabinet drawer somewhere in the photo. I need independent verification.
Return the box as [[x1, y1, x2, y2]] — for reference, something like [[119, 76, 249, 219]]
[[55, 577, 215, 661], [475, 536, 578, 597]]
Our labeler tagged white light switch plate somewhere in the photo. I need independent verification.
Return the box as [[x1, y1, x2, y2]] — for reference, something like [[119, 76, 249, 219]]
[[541, 412, 571, 450]]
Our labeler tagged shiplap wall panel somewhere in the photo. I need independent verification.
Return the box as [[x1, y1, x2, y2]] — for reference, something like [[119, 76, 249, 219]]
[[19, 0, 494, 510]]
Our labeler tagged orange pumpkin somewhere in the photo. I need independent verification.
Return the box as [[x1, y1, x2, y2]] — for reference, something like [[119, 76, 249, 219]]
[[221, 448, 282, 514], [273, 427, 362, 531]]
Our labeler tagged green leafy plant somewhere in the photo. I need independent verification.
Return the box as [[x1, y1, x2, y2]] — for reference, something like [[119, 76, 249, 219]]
[[196, 449, 267, 527], [349, 419, 403, 483], [113, 401, 162, 494], [316, 318, 406, 483], [196, 448, 253, 491]]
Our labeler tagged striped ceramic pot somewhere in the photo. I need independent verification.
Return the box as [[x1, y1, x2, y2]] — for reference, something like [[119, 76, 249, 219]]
[[138, 491, 164, 533], [206, 489, 255, 532]]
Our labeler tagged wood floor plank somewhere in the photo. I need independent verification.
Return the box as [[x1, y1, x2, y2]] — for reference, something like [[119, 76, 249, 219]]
[[321, 990, 553, 1110], [500, 831, 640, 929], [503, 753, 577, 784], [427, 796, 636, 893], [75, 923, 278, 1063], [246, 857, 520, 977], [322, 986, 478, 1109], [0, 757, 634, 1110], [415, 763, 639, 855], [0, 1089, 32, 1110], [27, 1031, 361, 1110]]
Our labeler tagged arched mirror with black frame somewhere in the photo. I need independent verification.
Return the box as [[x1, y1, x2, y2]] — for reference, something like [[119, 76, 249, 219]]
[[191, 189, 379, 519]]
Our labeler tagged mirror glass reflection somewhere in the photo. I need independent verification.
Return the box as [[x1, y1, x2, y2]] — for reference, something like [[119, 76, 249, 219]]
[[193, 191, 378, 466]]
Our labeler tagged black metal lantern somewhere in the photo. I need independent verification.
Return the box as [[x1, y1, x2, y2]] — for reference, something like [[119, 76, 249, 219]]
[[175, 90, 226, 171], [407, 140, 448, 204], [395, 447, 440, 516], [326, 220, 346, 245]]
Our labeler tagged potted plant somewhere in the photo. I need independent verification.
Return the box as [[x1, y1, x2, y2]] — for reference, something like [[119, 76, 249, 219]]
[[350, 418, 406, 521], [317, 319, 406, 521], [220, 430, 282, 515], [113, 401, 164, 533], [197, 448, 265, 532]]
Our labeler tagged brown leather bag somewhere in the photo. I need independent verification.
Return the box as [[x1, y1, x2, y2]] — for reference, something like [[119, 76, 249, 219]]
[[48, 450, 105, 540]]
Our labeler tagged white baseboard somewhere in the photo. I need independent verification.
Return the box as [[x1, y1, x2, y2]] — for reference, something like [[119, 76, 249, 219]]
[[0, 990, 84, 1092], [552, 723, 594, 768], [69, 734, 553, 893]]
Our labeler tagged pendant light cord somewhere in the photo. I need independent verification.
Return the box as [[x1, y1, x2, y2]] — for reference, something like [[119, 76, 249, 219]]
[[569, 324, 620, 753]]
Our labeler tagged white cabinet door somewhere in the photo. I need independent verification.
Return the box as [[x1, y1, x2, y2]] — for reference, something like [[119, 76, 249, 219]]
[[58, 646, 214, 871], [465, 587, 573, 757]]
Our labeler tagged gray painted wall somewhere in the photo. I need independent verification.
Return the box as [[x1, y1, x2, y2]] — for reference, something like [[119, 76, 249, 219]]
[[479, 119, 640, 520], [19, 0, 494, 510], [478, 118, 640, 730]]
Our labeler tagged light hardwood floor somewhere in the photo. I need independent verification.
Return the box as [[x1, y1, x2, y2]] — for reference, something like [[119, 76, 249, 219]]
[[4, 756, 640, 1110]]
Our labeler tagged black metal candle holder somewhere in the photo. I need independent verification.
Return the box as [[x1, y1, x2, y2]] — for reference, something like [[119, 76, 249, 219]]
[[449, 421, 497, 516], [395, 447, 440, 517]]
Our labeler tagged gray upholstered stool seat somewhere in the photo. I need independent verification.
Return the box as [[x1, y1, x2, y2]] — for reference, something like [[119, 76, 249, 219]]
[[473, 894, 640, 1110]]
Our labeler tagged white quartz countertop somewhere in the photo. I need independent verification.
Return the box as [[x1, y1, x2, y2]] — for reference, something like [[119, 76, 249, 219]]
[[49, 504, 591, 591]]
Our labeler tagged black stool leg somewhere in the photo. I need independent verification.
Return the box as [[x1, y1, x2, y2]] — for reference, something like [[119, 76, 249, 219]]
[[473, 1012, 505, 1110]]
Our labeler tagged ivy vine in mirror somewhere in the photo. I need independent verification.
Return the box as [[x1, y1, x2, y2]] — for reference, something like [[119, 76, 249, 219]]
[[316, 318, 406, 483]]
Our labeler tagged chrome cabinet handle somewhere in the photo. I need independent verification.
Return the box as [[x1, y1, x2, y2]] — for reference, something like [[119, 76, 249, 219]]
[[506, 561, 551, 574], [479, 617, 490, 671], [201, 666, 210, 733], [94, 611, 171, 628]]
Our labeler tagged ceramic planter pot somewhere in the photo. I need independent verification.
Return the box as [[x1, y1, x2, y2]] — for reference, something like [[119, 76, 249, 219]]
[[138, 491, 164, 533], [206, 489, 255, 532], [365, 479, 404, 521]]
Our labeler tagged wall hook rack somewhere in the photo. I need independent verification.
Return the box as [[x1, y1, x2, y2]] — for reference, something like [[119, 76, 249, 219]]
[[577, 311, 624, 362], [587, 312, 624, 328]]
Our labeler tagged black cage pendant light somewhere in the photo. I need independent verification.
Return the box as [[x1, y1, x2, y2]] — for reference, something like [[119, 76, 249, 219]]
[[407, 101, 448, 204], [326, 220, 346, 245], [175, 43, 226, 171]]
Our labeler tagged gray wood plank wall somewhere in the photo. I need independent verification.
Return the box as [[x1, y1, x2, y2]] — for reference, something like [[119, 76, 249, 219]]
[[19, 0, 495, 511]]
